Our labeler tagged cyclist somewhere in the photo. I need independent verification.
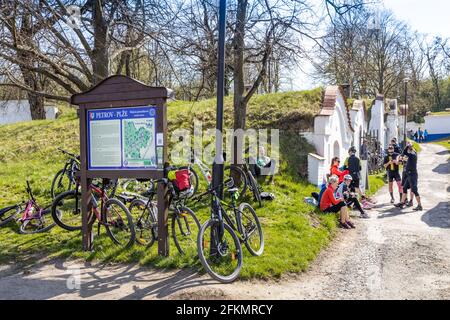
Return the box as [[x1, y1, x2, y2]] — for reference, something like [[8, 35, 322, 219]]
[[391, 138, 402, 154], [336, 175, 369, 219], [395, 142, 423, 211], [384, 144, 402, 204], [344, 146, 362, 195], [320, 175, 355, 229]]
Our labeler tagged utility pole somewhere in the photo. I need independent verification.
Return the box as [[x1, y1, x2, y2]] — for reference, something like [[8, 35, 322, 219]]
[[403, 78, 409, 148]]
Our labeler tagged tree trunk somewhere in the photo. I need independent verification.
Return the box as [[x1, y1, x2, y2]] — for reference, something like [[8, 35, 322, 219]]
[[92, 1, 109, 84], [233, 0, 247, 131]]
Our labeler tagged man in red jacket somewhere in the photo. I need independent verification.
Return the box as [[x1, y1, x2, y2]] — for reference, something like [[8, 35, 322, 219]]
[[320, 175, 355, 229]]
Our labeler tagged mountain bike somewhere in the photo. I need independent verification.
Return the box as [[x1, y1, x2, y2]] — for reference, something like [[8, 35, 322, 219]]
[[51, 179, 135, 248], [0, 181, 61, 234], [50, 148, 80, 198], [119, 177, 200, 254], [187, 151, 248, 199], [194, 178, 264, 283], [227, 162, 262, 207], [51, 148, 119, 199]]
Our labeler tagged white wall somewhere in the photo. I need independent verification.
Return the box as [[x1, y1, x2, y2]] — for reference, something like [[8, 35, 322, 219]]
[[368, 98, 386, 149], [424, 115, 450, 135], [0, 100, 58, 125]]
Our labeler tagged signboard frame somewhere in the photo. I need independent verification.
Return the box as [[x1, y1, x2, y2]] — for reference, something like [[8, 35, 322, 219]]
[[71, 75, 170, 256]]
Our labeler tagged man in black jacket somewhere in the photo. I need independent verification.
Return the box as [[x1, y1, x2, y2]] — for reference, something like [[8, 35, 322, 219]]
[[384, 144, 402, 204], [395, 143, 423, 211], [344, 146, 362, 195]]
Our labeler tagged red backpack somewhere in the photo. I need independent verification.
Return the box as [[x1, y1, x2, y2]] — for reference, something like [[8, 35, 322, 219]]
[[174, 169, 191, 191]]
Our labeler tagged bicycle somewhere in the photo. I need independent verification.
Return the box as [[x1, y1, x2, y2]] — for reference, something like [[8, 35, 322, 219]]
[[0, 181, 61, 233], [194, 178, 264, 283], [50, 148, 80, 199], [226, 161, 263, 207], [119, 176, 200, 254], [187, 151, 248, 199], [51, 179, 135, 248]]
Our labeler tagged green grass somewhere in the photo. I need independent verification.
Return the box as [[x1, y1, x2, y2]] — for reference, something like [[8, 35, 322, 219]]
[[0, 90, 346, 279], [367, 174, 386, 197], [432, 137, 450, 151], [408, 139, 421, 153]]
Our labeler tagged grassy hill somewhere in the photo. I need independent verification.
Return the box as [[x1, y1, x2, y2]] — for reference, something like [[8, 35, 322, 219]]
[[0, 89, 340, 279]]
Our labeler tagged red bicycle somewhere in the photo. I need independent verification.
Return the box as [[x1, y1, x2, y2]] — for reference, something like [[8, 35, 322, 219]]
[[51, 179, 135, 248]]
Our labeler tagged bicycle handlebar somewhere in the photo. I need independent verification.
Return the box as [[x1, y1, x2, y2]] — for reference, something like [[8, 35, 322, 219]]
[[58, 148, 79, 159]]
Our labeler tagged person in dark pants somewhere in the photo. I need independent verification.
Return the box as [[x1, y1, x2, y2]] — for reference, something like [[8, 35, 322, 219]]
[[395, 143, 423, 211], [344, 146, 362, 195], [336, 175, 370, 219], [384, 144, 403, 204], [320, 175, 355, 229]]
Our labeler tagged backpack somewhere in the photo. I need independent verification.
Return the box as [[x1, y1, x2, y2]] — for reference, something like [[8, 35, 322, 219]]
[[168, 169, 191, 192]]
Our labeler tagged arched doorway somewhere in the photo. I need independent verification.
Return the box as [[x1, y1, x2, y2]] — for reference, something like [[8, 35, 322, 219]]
[[333, 141, 340, 159]]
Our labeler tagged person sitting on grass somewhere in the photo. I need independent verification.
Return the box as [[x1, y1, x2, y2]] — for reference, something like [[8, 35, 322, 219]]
[[336, 175, 370, 219], [320, 175, 355, 229], [330, 157, 349, 183]]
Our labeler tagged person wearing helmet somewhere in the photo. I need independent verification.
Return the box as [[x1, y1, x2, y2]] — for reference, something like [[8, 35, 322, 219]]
[[395, 142, 423, 211], [384, 144, 402, 204], [344, 146, 362, 194], [336, 174, 370, 219]]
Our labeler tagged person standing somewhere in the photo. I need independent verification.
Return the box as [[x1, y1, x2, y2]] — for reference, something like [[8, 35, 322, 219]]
[[384, 144, 402, 204], [344, 146, 361, 195], [391, 138, 402, 154], [424, 129, 428, 142], [395, 143, 423, 211]]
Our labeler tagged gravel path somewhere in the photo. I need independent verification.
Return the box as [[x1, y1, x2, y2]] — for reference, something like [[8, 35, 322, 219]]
[[0, 143, 448, 300]]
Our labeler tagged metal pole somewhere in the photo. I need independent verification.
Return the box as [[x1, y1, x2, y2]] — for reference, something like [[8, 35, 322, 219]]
[[404, 81, 408, 148], [212, 0, 226, 199]]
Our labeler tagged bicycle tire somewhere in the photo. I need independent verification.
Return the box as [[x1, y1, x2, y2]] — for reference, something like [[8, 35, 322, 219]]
[[247, 172, 262, 207], [51, 190, 82, 231], [197, 220, 243, 283], [129, 198, 157, 247], [189, 168, 199, 198], [50, 168, 73, 199], [172, 206, 200, 255], [19, 209, 60, 234], [104, 198, 136, 248], [237, 203, 264, 256], [0, 205, 19, 227], [225, 165, 248, 196]]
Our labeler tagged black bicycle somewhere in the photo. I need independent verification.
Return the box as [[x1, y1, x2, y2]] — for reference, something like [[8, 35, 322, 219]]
[[226, 162, 262, 207], [50, 148, 80, 199], [120, 177, 201, 254], [195, 178, 264, 283]]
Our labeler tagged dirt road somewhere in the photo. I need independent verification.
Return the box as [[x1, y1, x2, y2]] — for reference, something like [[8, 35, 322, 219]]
[[0, 143, 448, 300]]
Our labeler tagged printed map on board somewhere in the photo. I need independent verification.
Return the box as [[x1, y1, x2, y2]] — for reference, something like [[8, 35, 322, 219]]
[[122, 118, 155, 167]]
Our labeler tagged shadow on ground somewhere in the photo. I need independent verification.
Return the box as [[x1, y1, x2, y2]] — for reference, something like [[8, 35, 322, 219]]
[[421, 202, 450, 229]]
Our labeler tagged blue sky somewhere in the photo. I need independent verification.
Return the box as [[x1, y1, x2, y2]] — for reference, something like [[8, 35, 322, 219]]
[[287, 0, 450, 90]]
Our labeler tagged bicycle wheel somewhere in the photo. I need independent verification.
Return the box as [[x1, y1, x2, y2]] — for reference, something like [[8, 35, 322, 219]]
[[51, 169, 73, 199], [104, 198, 136, 248], [197, 220, 243, 283], [0, 205, 20, 227], [225, 165, 248, 196], [129, 199, 157, 247], [188, 167, 199, 198], [51, 190, 82, 231], [237, 203, 264, 256], [247, 172, 262, 207], [19, 209, 60, 234], [172, 206, 200, 255]]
